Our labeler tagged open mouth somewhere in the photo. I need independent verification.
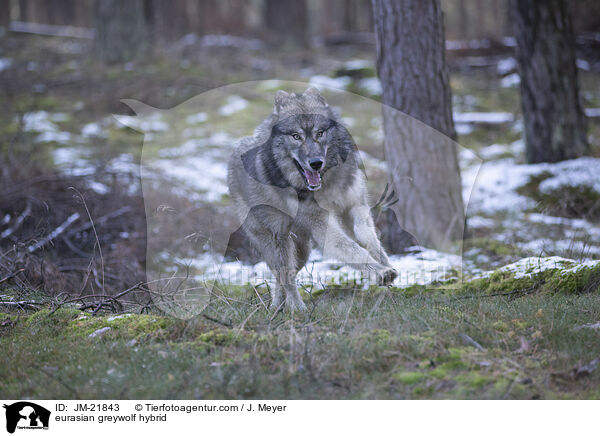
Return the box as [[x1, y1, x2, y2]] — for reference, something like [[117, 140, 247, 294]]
[[294, 160, 322, 191]]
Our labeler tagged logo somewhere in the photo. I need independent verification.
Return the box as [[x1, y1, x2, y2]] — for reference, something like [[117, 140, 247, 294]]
[[3, 402, 50, 434]]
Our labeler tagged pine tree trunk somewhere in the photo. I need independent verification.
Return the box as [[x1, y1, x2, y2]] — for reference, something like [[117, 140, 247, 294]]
[[0, 0, 10, 28], [94, 0, 148, 64], [511, 0, 588, 163], [372, 0, 464, 252], [264, 0, 307, 47]]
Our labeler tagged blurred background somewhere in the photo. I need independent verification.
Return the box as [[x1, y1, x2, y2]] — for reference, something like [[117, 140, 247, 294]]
[[1, 0, 599, 305]]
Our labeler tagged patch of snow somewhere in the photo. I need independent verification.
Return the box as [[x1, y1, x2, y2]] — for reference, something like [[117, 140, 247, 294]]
[[477, 143, 515, 160], [188, 247, 460, 290], [344, 59, 372, 70], [218, 96, 249, 116], [116, 113, 168, 132], [359, 150, 387, 172], [89, 326, 112, 338], [107, 314, 132, 322], [497, 57, 517, 75], [186, 112, 208, 124], [538, 157, 600, 194], [357, 77, 382, 96], [576, 59, 591, 71], [81, 122, 103, 137], [574, 322, 600, 330], [526, 213, 589, 228], [585, 108, 600, 118], [341, 117, 355, 127], [468, 216, 496, 228], [455, 123, 474, 136], [308, 75, 352, 91], [150, 155, 228, 202], [53, 147, 94, 176], [518, 239, 600, 257], [23, 111, 58, 133], [88, 181, 110, 194], [464, 158, 536, 214], [453, 112, 514, 124], [36, 131, 72, 144], [0, 57, 12, 72], [200, 34, 263, 50], [500, 73, 520, 88], [475, 256, 584, 280]]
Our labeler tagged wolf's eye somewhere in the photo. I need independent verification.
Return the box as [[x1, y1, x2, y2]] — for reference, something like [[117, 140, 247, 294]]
[[292, 133, 301, 140], [316, 130, 324, 138]]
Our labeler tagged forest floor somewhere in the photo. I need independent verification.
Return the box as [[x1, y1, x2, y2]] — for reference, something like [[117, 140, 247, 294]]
[[1, 32, 600, 399]]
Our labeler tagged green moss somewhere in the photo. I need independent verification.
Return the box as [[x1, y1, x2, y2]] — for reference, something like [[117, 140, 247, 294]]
[[518, 173, 600, 221], [68, 313, 173, 338], [333, 66, 376, 80], [430, 367, 449, 378], [393, 371, 426, 385], [26, 308, 80, 335], [197, 329, 252, 346], [460, 262, 600, 296], [454, 373, 491, 389]]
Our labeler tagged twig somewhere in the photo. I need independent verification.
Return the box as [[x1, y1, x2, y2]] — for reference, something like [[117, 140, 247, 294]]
[[0, 300, 43, 310], [26, 212, 80, 253], [458, 332, 486, 351], [0, 269, 25, 284], [252, 284, 269, 312], [201, 313, 233, 327], [69, 188, 104, 295], [66, 206, 131, 236], [0, 202, 32, 240], [49, 282, 144, 315]]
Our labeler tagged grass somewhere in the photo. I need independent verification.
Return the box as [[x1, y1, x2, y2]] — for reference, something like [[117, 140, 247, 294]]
[[2, 267, 600, 399]]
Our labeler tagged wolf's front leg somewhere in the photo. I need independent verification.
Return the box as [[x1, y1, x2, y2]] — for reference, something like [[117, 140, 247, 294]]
[[314, 212, 397, 286], [253, 232, 306, 311], [349, 206, 393, 267]]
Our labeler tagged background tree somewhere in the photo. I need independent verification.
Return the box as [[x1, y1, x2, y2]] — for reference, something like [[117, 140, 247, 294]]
[[264, 0, 308, 48], [94, 0, 148, 64], [511, 0, 588, 163], [0, 0, 10, 29], [372, 0, 464, 252]]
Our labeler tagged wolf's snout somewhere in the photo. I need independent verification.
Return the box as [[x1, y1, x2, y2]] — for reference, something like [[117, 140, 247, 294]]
[[309, 158, 324, 170]]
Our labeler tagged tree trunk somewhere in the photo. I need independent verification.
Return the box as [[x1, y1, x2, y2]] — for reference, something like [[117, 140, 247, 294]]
[[372, 0, 464, 252], [511, 0, 588, 163], [0, 0, 10, 28], [264, 0, 307, 48], [94, 0, 148, 64]]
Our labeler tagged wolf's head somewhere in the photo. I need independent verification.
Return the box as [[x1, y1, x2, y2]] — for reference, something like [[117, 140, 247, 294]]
[[268, 88, 355, 191]]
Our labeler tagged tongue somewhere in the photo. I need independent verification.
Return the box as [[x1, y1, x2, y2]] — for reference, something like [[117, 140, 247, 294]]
[[303, 169, 321, 186]]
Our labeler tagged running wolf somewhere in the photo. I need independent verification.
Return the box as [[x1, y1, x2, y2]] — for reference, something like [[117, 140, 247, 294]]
[[227, 87, 397, 310]]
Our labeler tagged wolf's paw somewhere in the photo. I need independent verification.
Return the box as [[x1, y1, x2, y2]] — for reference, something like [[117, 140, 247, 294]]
[[377, 267, 398, 286]]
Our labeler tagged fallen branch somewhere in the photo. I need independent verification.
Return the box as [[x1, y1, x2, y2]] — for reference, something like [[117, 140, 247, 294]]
[[0, 300, 43, 310], [458, 333, 486, 351], [49, 282, 145, 315], [0, 202, 32, 240], [66, 206, 131, 236], [0, 269, 25, 284], [26, 213, 80, 254]]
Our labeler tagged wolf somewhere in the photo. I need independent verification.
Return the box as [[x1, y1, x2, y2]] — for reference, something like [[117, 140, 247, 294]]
[[227, 87, 397, 310]]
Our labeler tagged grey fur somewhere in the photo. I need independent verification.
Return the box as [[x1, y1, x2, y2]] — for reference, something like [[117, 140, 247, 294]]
[[227, 88, 397, 310]]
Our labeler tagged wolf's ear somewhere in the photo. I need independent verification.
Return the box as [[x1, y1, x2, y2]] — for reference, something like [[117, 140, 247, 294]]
[[303, 87, 321, 98], [303, 86, 329, 107], [273, 90, 291, 114], [274, 90, 289, 105]]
